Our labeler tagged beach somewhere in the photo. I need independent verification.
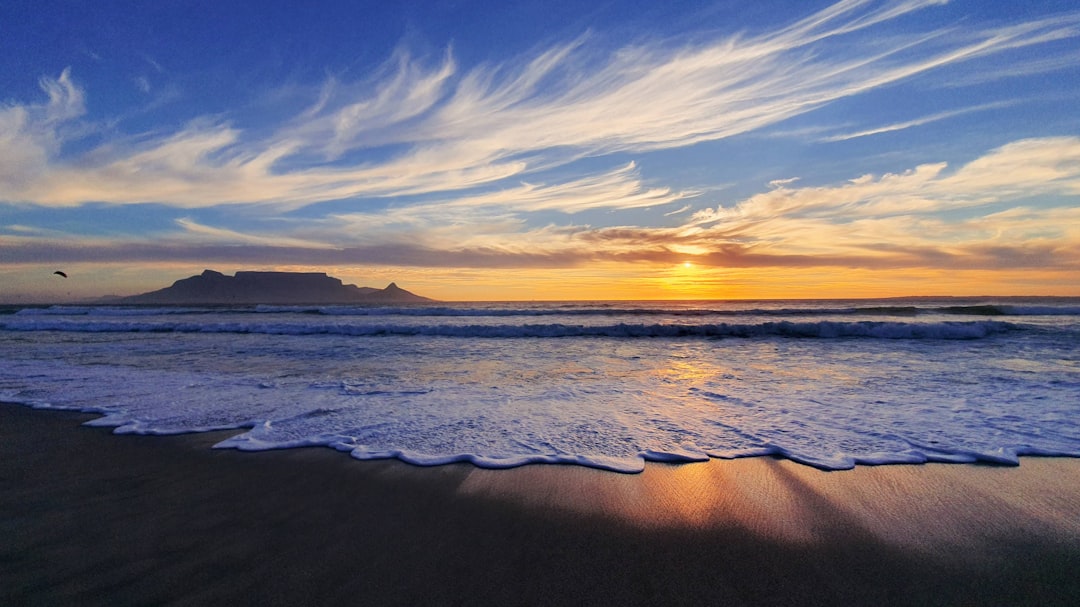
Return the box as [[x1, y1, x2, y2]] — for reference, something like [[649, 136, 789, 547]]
[[2, 403, 1078, 606]]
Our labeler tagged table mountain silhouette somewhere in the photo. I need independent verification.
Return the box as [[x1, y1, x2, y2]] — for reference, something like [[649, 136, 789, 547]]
[[120, 270, 434, 304]]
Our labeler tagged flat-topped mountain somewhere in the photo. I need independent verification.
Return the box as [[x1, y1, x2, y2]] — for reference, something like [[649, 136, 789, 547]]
[[120, 270, 434, 305]]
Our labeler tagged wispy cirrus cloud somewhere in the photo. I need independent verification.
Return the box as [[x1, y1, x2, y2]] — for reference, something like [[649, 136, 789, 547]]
[[2, 1, 1077, 212], [820, 102, 1013, 142], [938, 48, 1080, 87], [430, 162, 696, 214], [322, 136, 1080, 271], [174, 218, 338, 250], [0, 68, 84, 191], [307, 162, 697, 255], [5, 137, 1079, 274]]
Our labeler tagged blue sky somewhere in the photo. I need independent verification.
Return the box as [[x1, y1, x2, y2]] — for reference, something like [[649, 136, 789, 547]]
[[2, 0, 1080, 301]]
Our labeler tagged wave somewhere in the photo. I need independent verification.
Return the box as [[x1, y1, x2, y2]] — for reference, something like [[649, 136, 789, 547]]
[[13, 301, 1079, 323], [257, 303, 1080, 317], [0, 318, 1019, 339], [998, 305, 1080, 316]]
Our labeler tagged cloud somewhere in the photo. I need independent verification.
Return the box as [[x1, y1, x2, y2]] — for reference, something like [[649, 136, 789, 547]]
[[768, 177, 801, 188], [937, 49, 1080, 87], [689, 136, 1080, 228], [6, 137, 1078, 275], [174, 218, 339, 250], [820, 102, 1013, 142], [38, 68, 86, 123], [430, 162, 696, 213], [2, 1, 1077, 209], [332, 136, 1080, 271], [0, 68, 84, 191], [649, 137, 1080, 269], [285, 46, 458, 159], [938, 137, 1080, 197]]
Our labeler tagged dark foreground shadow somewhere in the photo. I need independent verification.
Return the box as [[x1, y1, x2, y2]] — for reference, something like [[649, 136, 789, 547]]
[[2, 405, 1078, 607]]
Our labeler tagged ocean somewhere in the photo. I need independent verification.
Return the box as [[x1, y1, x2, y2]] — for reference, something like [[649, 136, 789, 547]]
[[1, 298, 1078, 473]]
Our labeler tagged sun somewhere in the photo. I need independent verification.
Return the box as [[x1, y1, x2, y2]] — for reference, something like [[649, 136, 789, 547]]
[[659, 259, 710, 299]]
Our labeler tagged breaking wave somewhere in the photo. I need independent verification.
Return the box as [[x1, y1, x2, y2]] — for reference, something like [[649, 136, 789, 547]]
[[0, 318, 1020, 340]]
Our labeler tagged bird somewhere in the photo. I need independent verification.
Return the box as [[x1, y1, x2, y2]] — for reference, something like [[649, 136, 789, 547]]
[[53, 270, 67, 278]]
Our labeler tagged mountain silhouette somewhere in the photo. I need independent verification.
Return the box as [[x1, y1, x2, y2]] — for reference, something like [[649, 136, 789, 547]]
[[120, 270, 434, 304]]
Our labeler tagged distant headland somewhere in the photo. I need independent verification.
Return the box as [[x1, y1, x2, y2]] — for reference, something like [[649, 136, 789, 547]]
[[119, 270, 434, 305]]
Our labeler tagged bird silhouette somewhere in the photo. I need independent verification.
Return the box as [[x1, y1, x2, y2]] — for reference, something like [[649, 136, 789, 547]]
[[53, 270, 67, 278]]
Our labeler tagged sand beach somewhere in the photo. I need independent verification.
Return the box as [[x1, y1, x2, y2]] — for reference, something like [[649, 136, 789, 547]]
[[2, 403, 1079, 606]]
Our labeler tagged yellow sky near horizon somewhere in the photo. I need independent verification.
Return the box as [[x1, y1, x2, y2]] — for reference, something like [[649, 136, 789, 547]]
[[6, 262, 1079, 304]]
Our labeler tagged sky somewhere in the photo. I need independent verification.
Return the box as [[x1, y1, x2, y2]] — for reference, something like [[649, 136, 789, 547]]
[[2, 0, 1080, 302]]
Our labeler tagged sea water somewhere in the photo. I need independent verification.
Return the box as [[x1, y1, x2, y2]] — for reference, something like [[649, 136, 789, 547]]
[[1, 298, 1078, 472]]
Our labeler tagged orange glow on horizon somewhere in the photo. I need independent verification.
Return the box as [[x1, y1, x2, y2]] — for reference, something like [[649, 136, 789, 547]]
[[4, 262, 1079, 303]]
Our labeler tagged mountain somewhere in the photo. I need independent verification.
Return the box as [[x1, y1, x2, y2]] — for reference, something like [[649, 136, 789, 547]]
[[119, 270, 434, 305]]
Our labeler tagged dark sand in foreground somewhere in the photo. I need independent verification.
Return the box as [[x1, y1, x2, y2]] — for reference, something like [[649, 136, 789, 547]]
[[2, 404, 1079, 606]]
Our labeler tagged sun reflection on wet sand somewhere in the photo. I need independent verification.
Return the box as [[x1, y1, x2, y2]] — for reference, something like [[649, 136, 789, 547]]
[[456, 457, 1080, 557]]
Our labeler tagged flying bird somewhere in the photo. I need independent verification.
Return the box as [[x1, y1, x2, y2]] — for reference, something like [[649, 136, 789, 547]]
[[53, 270, 67, 278]]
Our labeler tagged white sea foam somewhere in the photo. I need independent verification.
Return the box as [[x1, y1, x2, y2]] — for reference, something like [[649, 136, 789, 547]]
[[1, 299, 1078, 472]]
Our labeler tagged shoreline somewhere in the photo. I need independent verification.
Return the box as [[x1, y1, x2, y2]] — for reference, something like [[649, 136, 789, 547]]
[[3, 403, 1079, 606]]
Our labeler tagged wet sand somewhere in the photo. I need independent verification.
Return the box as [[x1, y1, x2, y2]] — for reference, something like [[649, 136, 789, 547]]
[[2, 403, 1079, 606]]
